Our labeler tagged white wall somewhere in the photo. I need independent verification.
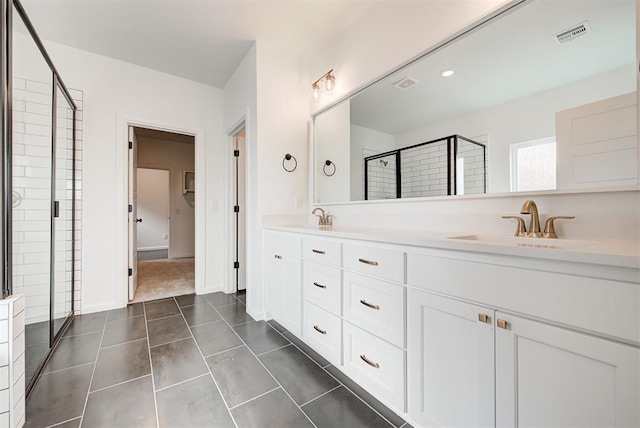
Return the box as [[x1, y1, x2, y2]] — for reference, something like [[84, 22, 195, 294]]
[[33, 39, 224, 313], [315, 100, 350, 204], [136, 168, 170, 252], [137, 137, 195, 258], [394, 65, 636, 193], [350, 124, 395, 201], [223, 45, 261, 315]]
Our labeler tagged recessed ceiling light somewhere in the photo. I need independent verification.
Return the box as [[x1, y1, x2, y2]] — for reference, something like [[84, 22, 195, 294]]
[[441, 70, 454, 78]]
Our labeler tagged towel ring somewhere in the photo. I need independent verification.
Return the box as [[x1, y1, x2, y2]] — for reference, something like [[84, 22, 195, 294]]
[[323, 160, 336, 177], [283, 154, 297, 172]]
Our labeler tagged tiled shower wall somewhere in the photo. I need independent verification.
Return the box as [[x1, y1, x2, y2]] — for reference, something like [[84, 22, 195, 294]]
[[400, 141, 449, 198], [12, 77, 82, 325], [363, 148, 397, 200]]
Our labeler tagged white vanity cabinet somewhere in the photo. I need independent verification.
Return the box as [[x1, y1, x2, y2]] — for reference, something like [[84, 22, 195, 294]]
[[263, 231, 302, 336], [407, 250, 640, 428], [407, 289, 495, 427], [263, 226, 639, 428], [495, 313, 639, 428]]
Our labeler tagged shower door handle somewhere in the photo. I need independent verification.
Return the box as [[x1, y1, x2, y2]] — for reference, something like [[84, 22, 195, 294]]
[[53, 201, 59, 218]]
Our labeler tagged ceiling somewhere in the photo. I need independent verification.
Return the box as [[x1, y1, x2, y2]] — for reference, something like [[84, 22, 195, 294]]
[[19, 0, 375, 88], [349, 0, 636, 135]]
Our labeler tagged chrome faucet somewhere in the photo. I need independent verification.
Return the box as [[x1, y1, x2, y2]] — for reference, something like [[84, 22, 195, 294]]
[[520, 200, 543, 238], [312, 207, 332, 226], [502, 200, 574, 238]]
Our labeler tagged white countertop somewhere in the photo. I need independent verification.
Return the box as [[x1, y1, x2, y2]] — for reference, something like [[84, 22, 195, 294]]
[[264, 224, 640, 270]]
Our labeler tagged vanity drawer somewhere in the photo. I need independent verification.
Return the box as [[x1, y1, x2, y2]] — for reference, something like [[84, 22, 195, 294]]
[[264, 230, 301, 257], [303, 238, 341, 266], [343, 272, 405, 348], [303, 301, 341, 366], [343, 243, 405, 283], [304, 261, 341, 316], [343, 321, 405, 411]]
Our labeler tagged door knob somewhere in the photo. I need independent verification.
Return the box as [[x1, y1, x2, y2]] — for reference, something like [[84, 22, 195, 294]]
[[136, 218, 143, 223]]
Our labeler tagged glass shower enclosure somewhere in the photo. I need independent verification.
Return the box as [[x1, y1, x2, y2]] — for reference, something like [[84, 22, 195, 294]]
[[3, 0, 77, 396]]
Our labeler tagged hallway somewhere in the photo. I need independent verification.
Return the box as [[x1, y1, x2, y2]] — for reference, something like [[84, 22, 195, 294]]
[[25, 293, 409, 428]]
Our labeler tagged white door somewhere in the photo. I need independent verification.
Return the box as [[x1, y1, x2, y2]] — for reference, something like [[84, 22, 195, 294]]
[[495, 312, 639, 428], [128, 126, 138, 300], [407, 289, 496, 427]]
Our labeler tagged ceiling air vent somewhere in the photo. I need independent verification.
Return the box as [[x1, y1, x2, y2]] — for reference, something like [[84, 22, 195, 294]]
[[392, 76, 418, 91], [554, 21, 592, 44]]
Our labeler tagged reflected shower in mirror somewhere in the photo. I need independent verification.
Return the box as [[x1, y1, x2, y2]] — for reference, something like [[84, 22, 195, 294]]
[[313, 0, 637, 204]]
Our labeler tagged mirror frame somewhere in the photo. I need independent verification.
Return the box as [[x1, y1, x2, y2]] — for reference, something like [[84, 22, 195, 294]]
[[310, 0, 640, 206]]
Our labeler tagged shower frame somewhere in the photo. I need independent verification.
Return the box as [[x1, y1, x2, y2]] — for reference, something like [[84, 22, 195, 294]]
[[1, 0, 78, 397], [363, 134, 486, 200]]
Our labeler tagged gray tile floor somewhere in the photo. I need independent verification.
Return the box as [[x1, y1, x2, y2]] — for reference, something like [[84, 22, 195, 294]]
[[25, 292, 410, 428]]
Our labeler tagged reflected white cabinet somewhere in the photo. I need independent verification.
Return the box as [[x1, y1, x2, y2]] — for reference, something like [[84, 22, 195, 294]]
[[495, 313, 639, 428], [264, 232, 302, 336], [407, 289, 495, 428]]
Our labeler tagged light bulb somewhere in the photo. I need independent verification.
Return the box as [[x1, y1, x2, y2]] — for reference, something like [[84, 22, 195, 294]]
[[312, 83, 320, 99], [324, 73, 335, 94], [441, 70, 454, 78]]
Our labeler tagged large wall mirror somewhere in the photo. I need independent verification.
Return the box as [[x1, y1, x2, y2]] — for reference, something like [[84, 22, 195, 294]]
[[312, 0, 638, 204]]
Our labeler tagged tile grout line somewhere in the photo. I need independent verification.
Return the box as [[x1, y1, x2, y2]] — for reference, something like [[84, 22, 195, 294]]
[[298, 384, 342, 408], [77, 314, 109, 427], [99, 335, 147, 350], [227, 386, 281, 411], [144, 301, 161, 428], [154, 372, 210, 393], [44, 416, 82, 428], [176, 297, 241, 428], [255, 342, 293, 357], [201, 344, 246, 359], [216, 307, 319, 428], [40, 361, 95, 376], [148, 335, 193, 349], [88, 373, 152, 395]]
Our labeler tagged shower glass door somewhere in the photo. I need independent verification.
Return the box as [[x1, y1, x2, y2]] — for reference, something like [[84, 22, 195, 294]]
[[11, 1, 76, 391]]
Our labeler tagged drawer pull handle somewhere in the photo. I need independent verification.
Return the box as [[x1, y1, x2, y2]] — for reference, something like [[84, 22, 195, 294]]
[[313, 325, 327, 335], [360, 354, 380, 369], [312, 249, 326, 255], [497, 319, 508, 329], [358, 258, 378, 266], [478, 313, 489, 323], [313, 282, 327, 289], [274, 255, 282, 259], [360, 299, 380, 310]]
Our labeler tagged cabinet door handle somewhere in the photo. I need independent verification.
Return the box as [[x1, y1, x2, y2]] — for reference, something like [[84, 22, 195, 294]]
[[360, 299, 380, 310], [274, 254, 282, 259], [360, 354, 380, 368], [478, 313, 489, 323], [497, 319, 508, 329], [313, 325, 327, 335], [313, 282, 327, 289], [358, 258, 378, 266], [312, 249, 326, 255]]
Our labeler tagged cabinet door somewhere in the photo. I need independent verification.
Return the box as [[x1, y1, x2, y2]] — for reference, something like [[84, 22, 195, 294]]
[[264, 253, 282, 320], [407, 289, 495, 428], [278, 255, 302, 337], [495, 313, 639, 428]]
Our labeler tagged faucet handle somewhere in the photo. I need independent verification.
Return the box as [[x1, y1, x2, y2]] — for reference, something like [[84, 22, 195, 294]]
[[502, 215, 527, 237], [543, 216, 575, 239], [326, 214, 333, 226]]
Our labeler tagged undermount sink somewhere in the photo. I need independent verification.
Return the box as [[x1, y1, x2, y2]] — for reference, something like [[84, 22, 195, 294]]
[[447, 234, 599, 250]]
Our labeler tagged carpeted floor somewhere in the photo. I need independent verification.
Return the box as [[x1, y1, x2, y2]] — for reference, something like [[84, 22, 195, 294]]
[[132, 258, 194, 303]]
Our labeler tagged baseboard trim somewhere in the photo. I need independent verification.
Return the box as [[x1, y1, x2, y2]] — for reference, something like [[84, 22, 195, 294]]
[[137, 246, 169, 252], [82, 301, 122, 314], [171, 253, 195, 259]]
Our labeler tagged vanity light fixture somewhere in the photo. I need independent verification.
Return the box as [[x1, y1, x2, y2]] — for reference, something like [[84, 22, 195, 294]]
[[312, 69, 336, 99], [440, 69, 455, 78]]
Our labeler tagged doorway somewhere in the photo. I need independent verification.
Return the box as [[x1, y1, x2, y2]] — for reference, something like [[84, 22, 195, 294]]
[[128, 126, 196, 303], [232, 127, 247, 296]]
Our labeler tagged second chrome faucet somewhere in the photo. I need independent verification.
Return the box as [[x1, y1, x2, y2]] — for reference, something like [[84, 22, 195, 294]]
[[312, 207, 333, 226], [503, 200, 574, 239]]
